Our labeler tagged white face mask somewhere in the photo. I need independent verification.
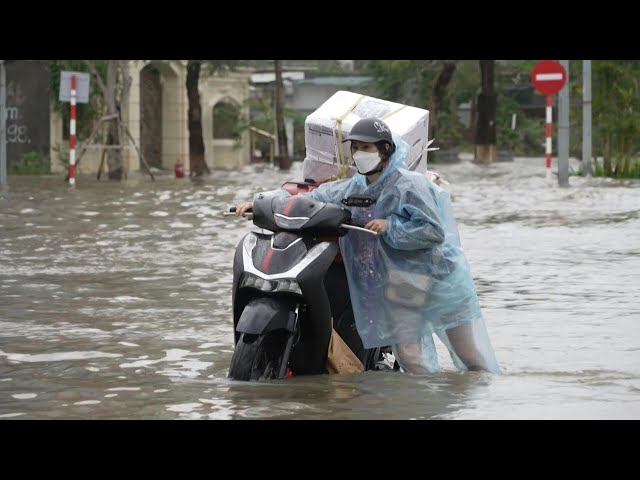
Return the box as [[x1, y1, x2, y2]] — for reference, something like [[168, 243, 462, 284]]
[[352, 150, 381, 175]]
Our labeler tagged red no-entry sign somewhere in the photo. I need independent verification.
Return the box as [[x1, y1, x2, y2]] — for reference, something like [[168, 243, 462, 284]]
[[531, 60, 568, 178], [531, 60, 567, 96]]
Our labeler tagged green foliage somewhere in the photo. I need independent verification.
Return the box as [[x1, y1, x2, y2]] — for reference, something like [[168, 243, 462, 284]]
[[592, 61, 640, 175], [9, 151, 51, 175], [213, 101, 242, 140], [43, 59, 640, 180], [432, 112, 463, 149], [363, 60, 548, 154], [49, 60, 105, 140], [361, 60, 622, 158], [592, 157, 640, 178], [567, 60, 640, 176], [365, 60, 430, 107], [51, 145, 69, 169], [242, 95, 306, 158], [202, 60, 242, 75], [496, 94, 545, 155], [244, 96, 273, 155]]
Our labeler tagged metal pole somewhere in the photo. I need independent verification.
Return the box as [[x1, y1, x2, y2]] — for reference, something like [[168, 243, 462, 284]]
[[545, 95, 553, 180], [557, 60, 570, 187], [0, 60, 7, 195], [69, 73, 77, 187], [582, 60, 592, 177]]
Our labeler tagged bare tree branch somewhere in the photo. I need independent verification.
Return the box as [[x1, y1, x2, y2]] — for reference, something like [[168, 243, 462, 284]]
[[83, 60, 108, 99], [117, 60, 132, 114]]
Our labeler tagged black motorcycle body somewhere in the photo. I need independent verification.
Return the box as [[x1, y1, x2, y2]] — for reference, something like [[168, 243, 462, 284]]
[[228, 182, 383, 381]]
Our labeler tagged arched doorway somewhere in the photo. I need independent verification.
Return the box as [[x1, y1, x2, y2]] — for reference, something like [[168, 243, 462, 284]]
[[213, 99, 240, 140], [210, 98, 244, 169]]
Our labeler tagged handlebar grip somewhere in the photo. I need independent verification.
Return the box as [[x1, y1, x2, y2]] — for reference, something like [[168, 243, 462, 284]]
[[227, 206, 252, 214]]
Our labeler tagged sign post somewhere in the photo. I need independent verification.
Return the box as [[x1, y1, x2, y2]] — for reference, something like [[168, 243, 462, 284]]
[[59, 71, 90, 187], [531, 60, 567, 179]]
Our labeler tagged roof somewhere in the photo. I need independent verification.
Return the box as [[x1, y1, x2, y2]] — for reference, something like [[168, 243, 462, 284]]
[[293, 76, 373, 87], [250, 72, 306, 83]]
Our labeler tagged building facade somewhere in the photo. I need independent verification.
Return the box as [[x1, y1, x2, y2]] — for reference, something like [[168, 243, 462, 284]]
[[48, 60, 252, 176]]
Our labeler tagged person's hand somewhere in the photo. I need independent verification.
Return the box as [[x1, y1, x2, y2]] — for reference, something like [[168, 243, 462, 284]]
[[235, 201, 253, 217], [364, 219, 388, 235], [426, 170, 449, 186]]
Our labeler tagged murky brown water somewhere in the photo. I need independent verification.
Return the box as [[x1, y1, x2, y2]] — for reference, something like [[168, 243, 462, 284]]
[[1, 157, 639, 419]]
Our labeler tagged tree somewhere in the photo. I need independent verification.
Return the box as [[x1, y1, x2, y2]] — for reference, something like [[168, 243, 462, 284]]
[[364, 60, 462, 147], [186, 61, 208, 177], [430, 60, 457, 142], [49, 60, 104, 141], [84, 60, 133, 180], [52, 60, 156, 181], [185, 60, 241, 177], [474, 60, 497, 164], [590, 60, 640, 177], [365, 60, 423, 104]]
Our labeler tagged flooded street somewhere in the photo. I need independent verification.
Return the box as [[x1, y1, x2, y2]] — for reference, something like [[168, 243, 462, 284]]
[[1, 157, 639, 420]]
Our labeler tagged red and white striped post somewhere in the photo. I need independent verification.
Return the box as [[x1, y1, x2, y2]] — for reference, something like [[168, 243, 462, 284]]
[[545, 95, 552, 179], [531, 61, 567, 181], [69, 73, 77, 187]]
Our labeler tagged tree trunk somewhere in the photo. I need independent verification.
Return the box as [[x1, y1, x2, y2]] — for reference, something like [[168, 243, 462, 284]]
[[430, 60, 456, 141], [274, 60, 290, 170], [474, 60, 497, 165], [187, 60, 209, 177], [470, 94, 478, 136], [449, 74, 458, 127], [603, 134, 612, 175]]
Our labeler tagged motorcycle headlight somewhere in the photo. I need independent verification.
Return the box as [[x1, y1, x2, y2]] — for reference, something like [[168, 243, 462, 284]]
[[239, 273, 302, 296]]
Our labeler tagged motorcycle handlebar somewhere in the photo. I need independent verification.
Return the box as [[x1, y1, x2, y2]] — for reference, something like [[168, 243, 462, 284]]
[[224, 206, 253, 219], [222, 210, 377, 235], [340, 224, 379, 236]]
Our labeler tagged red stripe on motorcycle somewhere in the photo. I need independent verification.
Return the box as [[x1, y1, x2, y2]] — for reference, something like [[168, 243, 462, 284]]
[[261, 246, 274, 271], [282, 196, 296, 216]]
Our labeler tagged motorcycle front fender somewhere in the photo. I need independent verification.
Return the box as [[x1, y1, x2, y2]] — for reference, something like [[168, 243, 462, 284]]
[[235, 297, 296, 336]]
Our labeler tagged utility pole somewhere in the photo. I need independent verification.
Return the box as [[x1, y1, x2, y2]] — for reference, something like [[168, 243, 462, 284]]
[[582, 60, 592, 177], [557, 60, 570, 187], [0, 60, 8, 197]]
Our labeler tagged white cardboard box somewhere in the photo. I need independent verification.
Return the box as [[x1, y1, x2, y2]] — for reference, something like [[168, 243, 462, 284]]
[[303, 90, 430, 182]]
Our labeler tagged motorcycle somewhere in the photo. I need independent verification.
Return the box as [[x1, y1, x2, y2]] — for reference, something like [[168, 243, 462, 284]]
[[226, 179, 394, 381]]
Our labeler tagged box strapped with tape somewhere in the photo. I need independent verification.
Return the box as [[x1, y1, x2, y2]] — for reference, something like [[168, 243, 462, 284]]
[[302, 90, 436, 183]]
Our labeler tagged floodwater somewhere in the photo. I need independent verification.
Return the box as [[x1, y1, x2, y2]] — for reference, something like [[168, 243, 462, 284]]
[[1, 156, 639, 420]]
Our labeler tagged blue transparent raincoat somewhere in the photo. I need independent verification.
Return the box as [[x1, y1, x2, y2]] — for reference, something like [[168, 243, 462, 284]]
[[254, 135, 500, 374]]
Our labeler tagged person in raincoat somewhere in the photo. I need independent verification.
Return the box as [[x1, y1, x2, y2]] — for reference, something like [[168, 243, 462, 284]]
[[236, 117, 500, 374]]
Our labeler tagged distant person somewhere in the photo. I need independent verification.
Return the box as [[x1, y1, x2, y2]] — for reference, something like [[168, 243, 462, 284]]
[[236, 117, 500, 374]]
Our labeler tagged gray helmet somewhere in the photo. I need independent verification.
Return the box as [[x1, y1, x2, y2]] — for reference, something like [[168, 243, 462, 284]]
[[342, 117, 395, 149]]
